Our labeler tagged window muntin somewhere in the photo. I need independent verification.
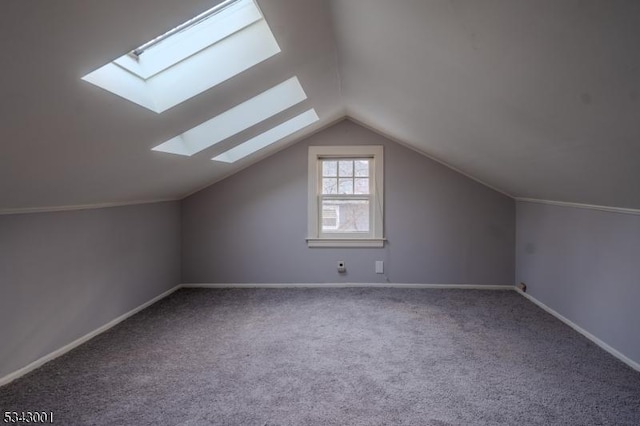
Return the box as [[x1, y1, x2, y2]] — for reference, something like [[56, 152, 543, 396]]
[[307, 146, 384, 247]]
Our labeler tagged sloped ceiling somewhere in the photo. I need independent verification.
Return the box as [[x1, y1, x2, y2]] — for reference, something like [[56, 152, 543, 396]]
[[331, 0, 640, 209], [2, 0, 640, 212], [0, 0, 343, 211]]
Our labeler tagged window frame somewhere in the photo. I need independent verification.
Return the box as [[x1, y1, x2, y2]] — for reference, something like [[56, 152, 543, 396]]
[[307, 145, 384, 248]]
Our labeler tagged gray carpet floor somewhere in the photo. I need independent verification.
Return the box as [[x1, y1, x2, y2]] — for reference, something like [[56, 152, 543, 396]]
[[1, 288, 639, 425]]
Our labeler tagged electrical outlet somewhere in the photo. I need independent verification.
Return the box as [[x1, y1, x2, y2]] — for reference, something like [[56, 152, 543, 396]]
[[337, 261, 346, 273], [375, 260, 384, 274]]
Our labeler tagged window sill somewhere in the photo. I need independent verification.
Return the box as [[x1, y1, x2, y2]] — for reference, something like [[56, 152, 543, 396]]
[[306, 238, 385, 248]]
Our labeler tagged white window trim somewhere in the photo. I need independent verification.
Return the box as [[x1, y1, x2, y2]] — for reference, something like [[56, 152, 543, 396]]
[[307, 145, 384, 248]]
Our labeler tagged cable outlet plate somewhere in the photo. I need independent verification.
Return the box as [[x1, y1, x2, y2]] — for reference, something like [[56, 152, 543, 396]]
[[337, 261, 346, 273]]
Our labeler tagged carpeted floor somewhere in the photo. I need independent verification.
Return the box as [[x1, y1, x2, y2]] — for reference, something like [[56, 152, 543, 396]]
[[1, 288, 639, 425]]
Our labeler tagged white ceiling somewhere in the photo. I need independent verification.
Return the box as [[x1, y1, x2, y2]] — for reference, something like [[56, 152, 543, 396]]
[[2, 0, 640, 211]]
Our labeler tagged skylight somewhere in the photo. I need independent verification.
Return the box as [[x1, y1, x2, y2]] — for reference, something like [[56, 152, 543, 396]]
[[152, 77, 308, 156], [212, 109, 319, 163], [82, 0, 280, 113]]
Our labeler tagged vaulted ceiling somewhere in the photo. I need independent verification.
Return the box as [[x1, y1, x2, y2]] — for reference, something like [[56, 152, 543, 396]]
[[333, 0, 640, 209], [2, 0, 639, 212]]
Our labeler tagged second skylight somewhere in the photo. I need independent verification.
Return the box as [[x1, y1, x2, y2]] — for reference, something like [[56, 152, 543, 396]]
[[212, 109, 319, 163], [152, 77, 308, 156]]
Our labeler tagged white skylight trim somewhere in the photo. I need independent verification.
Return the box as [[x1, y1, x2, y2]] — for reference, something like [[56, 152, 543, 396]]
[[113, 0, 261, 80], [131, 0, 242, 57], [212, 109, 320, 163], [81, 0, 280, 113], [152, 77, 308, 156]]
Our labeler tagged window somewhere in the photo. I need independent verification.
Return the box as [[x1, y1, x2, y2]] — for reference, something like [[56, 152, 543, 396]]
[[81, 0, 320, 165], [307, 146, 384, 247], [82, 0, 280, 113], [212, 109, 318, 163], [153, 77, 310, 156]]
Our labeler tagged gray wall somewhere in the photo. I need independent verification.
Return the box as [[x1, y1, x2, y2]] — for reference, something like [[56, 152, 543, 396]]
[[516, 201, 640, 365], [0, 201, 181, 379], [182, 120, 515, 284]]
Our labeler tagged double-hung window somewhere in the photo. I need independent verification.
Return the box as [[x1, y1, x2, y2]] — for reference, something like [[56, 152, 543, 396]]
[[307, 146, 384, 247]]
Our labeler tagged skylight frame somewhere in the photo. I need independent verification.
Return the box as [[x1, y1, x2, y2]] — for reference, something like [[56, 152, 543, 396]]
[[112, 0, 262, 81], [81, 0, 280, 113], [130, 0, 241, 58]]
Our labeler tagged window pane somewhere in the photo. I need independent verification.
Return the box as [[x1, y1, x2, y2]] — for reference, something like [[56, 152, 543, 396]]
[[338, 160, 353, 177], [321, 199, 369, 233], [322, 178, 338, 194], [338, 178, 353, 194], [322, 160, 337, 177], [354, 160, 369, 177], [354, 178, 369, 194]]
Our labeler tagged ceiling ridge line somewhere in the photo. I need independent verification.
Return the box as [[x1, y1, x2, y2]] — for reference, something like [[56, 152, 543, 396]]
[[516, 198, 640, 216]]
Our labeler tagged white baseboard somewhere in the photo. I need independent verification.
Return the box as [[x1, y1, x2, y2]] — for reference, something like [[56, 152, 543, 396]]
[[0, 285, 182, 387], [182, 283, 514, 290], [515, 289, 640, 372]]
